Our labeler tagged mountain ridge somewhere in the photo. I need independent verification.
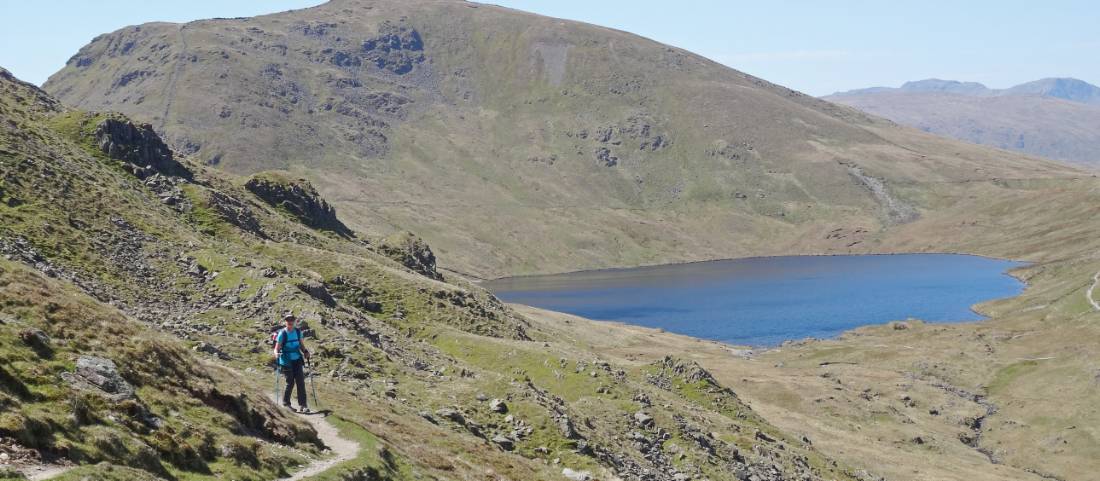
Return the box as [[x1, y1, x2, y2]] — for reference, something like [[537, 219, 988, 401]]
[[43, 0, 1083, 279], [831, 76, 1100, 104], [825, 76, 1100, 167]]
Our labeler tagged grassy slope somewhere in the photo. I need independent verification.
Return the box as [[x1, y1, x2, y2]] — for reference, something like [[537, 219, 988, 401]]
[[512, 170, 1100, 481], [42, 0, 1084, 278], [1, 69, 858, 480], [0, 260, 322, 481]]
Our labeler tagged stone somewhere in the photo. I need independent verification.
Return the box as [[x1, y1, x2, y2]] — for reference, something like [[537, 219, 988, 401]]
[[562, 468, 592, 481], [489, 398, 508, 413], [491, 434, 514, 451], [634, 411, 654, 427], [245, 173, 353, 237], [19, 328, 51, 352], [93, 116, 191, 179], [557, 415, 578, 439], [205, 190, 267, 238], [377, 231, 442, 280], [61, 355, 135, 402], [436, 408, 465, 424], [193, 341, 230, 360], [296, 280, 336, 306]]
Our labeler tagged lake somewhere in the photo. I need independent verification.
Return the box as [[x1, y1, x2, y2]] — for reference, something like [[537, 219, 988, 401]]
[[483, 254, 1025, 346]]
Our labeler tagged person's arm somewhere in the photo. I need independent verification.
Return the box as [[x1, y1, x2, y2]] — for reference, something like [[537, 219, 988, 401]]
[[273, 332, 283, 359]]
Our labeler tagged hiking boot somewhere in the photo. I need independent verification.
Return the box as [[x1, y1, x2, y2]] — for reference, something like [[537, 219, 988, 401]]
[[283, 403, 295, 412], [299, 406, 311, 414]]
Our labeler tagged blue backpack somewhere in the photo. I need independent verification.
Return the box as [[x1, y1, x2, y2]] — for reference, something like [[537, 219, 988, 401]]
[[276, 328, 304, 366]]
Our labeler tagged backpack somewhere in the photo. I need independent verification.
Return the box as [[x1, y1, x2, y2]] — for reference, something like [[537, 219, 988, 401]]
[[274, 327, 304, 366]]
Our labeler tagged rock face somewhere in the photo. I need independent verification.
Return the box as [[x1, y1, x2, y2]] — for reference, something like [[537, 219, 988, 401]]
[[94, 116, 192, 179], [61, 355, 136, 402], [360, 21, 425, 75], [296, 279, 336, 307], [377, 231, 442, 280], [244, 172, 353, 237]]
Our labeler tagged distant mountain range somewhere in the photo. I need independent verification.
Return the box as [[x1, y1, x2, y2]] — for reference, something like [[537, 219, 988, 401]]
[[825, 78, 1100, 166]]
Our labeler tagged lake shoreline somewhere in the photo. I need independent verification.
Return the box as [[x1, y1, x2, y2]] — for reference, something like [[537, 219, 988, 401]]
[[484, 253, 1029, 348], [475, 250, 1030, 283]]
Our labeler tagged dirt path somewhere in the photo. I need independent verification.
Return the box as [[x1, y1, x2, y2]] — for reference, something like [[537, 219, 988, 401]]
[[1088, 271, 1100, 311], [277, 407, 361, 481], [21, 465, 72, 481]]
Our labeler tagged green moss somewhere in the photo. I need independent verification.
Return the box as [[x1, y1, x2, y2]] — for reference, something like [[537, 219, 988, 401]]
[[46, 110, 110, 148]]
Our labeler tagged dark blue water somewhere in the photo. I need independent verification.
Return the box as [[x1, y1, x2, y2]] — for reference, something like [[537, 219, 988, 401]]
[[483, 254, 1025, 346]]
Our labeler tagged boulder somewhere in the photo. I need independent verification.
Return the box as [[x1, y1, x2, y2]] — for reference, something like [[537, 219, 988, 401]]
[[296, 280, 336, 307], [377, 231, 442, 280], [491, 434, 514, 451], [245, 172, 353, 237], [193, 341, 230, 360], [633, 411, 654, 427], [19, 329, 51, 357], [93, 116, 192, 179], [489, 398, 508, 413], [556, 415, 579, 439], [435, 408, 465, 424], [62, 355, 135, 402]]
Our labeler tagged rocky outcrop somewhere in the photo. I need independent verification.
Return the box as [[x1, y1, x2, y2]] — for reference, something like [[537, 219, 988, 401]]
[[94, 116, 192, 179], [244, 172, 353, 237], [205, 190, 267, 238], [326, 275, 384, 312], [61, 355, 136, 402], [296, 279, 336, 307], [377, 231, 442, 280], [361, 22, 425, 75]]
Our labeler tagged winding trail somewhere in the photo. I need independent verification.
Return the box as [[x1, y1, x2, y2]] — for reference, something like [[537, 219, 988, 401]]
[[1088, 271, 1100, 311], [280, 410, 361, 481]]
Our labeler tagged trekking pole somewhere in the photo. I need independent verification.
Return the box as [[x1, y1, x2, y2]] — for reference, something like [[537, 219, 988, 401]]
[[273, 363, 280, 403], [308, 360, 322, 412]]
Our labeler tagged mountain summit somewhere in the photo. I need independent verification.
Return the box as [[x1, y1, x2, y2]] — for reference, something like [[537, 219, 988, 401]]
[[898, 79, 993, 95], [1002, 77, 1100, 104]]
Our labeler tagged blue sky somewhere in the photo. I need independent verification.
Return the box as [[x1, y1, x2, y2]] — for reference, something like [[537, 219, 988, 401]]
[[2, 0, 1097, 96]]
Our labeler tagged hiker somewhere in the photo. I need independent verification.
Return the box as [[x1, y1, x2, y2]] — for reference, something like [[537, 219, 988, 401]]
[[273, 312, 312, 412]]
